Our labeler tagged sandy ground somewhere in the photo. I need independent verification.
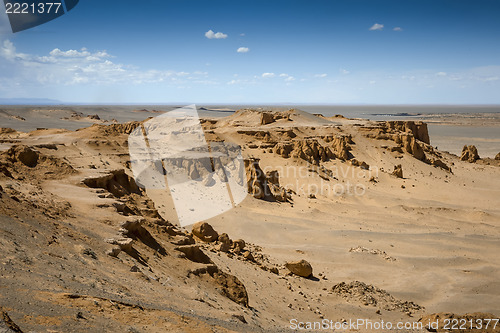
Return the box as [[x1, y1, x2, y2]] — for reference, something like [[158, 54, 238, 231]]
[[0, 107, 499, 332]]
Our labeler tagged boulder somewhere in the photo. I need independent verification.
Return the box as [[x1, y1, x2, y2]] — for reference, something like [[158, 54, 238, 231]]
[[392, 165, 403, 178], [461, 145, 480, 163], [350, 159, 370, 170], [233, 239, 245, 250], [216, 233, 232, 252], [242, 251, 254, 262], [495, 152, 500, 160], [285, 259, 313, 278], [192, 222, 219, 242], [105, 238, 133, 252], [232, 239, 245, 254], [106, 247, 121, 257], [212, 271, 249, 307]]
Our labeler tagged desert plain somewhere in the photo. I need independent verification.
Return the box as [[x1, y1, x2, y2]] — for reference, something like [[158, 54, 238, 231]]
[[0, 105, 499, 333]]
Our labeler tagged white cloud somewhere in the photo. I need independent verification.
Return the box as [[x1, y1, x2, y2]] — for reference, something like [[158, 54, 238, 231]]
[[314, 73, 327, 78], [369, 23, 384, 31], [237, 47, 249, 53], [340, 69, 350, 75], [227, 79, 240, 85], [205, 30, 228, 39], [262, 72, 275, 78], [285, 76, 295, 82], [240, 33, 245, 37], [393, 27, 403, 32], [0, 39, 23, 60], [436, 72, 447, 77], [279, 73, 289, 77], [50, 48, 90, 57], [0, 39, 206, 88]]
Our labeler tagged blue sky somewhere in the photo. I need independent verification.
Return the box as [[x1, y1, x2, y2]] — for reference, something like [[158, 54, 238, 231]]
[[1, 0, 500, 104]]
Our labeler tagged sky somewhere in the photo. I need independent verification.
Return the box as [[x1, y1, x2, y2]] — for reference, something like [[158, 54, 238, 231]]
[[0, 0, 500, 104]]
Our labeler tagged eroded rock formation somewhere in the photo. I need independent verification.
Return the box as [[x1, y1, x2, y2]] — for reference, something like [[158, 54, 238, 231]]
[[461, 145, 480, 163]]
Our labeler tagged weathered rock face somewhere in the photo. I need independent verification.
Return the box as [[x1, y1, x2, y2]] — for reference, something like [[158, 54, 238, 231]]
[[244, 159, 289, 201], [495, 152, 500, 160], [461, 145, 480, 163], [392, 164, 403, 178], [90, 121, 142, 135], [260, 112, 275, 125], [15, 146, 39, 167], [330, 135, 352, 160], [273, 136, 351, 165], [395, 134, 426, 161], [363, 121, 452, 172], [285, 259, 313, 277], [244, 159, 269, 199], [191, 222, 219, 242], [265, 170, 289, 202], [386, 121, 430, 144]]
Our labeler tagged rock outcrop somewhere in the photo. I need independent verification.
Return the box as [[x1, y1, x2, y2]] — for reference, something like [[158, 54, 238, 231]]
[[244, 159, 289, 201], [386, 121, 430, 144], [395, 134, 426, 161], [495, 152, 500, 160], [265, 170, 289, 202], [87, 121, 142, 136], [14, 146, 39, 167], [273, 136, 352, 165], [82, 169, 140, 197], [0, 145, 76, 179], [461, 145, 480, 163], [392, 165, 403, 178], [332, 281, 423, 315], [285, 259, 313, 278], [191, 222, 219, 242], [363, 121, 452, 172], [216, 233, 232, 252]]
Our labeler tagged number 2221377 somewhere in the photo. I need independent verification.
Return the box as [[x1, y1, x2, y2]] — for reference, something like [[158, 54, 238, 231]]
[[5, 2, 62, 14]]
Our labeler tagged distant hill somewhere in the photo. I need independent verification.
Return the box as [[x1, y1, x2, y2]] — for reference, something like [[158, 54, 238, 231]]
[[0, 98, 62, 105]]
